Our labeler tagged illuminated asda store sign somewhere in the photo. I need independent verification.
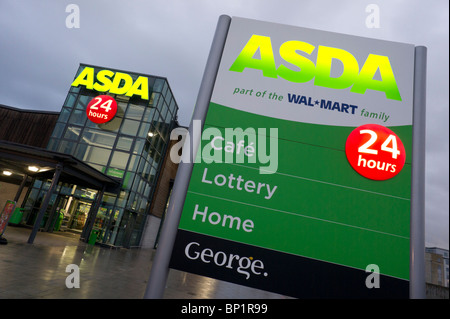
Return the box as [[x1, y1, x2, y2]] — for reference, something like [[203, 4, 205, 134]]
[[71, 67, 149, 100]]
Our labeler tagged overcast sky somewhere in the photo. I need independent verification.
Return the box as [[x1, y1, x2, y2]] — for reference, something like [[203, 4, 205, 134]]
[[0, 0, 448, 249]]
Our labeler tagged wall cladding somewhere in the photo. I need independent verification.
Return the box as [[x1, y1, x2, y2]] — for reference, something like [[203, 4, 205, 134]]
[[0, 105, 59, 148]]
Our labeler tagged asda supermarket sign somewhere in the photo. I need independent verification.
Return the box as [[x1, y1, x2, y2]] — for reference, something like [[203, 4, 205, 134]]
[[229, 34, 402, 101], [71, 67, 149, 100], [169, 17, 417, 299]]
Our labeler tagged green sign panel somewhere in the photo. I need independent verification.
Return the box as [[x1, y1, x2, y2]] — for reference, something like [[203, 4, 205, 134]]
[[170, 17, 415, 298]]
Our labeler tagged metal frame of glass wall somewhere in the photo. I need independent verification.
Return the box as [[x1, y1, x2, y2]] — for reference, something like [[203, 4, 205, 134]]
[[25, 64, 178, 247]]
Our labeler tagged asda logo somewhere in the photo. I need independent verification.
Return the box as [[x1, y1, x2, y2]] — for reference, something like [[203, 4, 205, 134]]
[[71, 67, 149, 100], [184, 241, 268, 280], [229, 35, 402, 101]]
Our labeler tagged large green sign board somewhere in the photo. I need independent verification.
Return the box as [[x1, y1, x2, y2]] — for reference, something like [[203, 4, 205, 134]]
[[169, 17, 415, 298]]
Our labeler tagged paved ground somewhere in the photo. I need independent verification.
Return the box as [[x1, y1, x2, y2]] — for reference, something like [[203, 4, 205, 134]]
[[0, 226, 289, 299]]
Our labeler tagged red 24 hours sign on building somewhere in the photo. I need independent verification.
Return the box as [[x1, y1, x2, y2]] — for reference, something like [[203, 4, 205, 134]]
[[345, 124, 406, 181], [86, 95, 117, 124]]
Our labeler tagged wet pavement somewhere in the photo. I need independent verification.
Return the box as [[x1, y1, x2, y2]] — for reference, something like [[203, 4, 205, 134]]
[[0, 226, 289, 299]]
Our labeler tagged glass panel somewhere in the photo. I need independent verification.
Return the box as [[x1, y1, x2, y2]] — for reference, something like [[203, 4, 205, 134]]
[[64, 93, 77, 108], [114, 210, 130, 246], [56, 139, 77, 155], [122, 172, 135, 190], [127, 192, 136, 208], [33, 179, 43, 189], [112, 191, 127, 209], [125, 104, 145, 120], [146, 93, 161, 110], [161, 81, 168, 97], [156, 137, 165, 154], [110, 150, 130, 170], [138, 122, 151, 139], [101, 193, 117, 206], [25, 188, 39, 207], [116, 136, 133, 151], [165, 90, 172, 108], [148, 166, 157, 185], [127, 155, 139, 172], [46, 138, 57, 151], [146, 77, 155, 92], [143, 182, 152, 199], [59, 107, 72, 123], [169, 97, 177, 115], [136, 158, 145, 177], [150, 133, 159, 148], [142, 160, 151, 180], [143, 107, 156, 126], [69, 85, 80, 94], [75, 95, 91, 110], [64, 126, 82, 141], [153, 79, 164, 92], [137, 198, 148, 214], [146, 125, 157, 144], [120, 119, 139, 136], [133, 196, 142, 212], [164, 109, 173, 124], [159, 122, 169, 141], [148, 92, 158, 107], [81, 128, 116, 149], [116, 101, 128, 117], [128, 214, 145, 246], [154, 151, 161, 166], [74, 144, 111, 166], [51, 122, 66, 139], [154, 115, 163, 135], [156, 95, 164, 113], [137, 178, 146, 195], [97, 116, 123, 133], [68, 109, 87, 126], [145, 152, 154, 168], [161, 102, 169, 120], [107, 208, 123, 245], [133, 138, 145, 154]]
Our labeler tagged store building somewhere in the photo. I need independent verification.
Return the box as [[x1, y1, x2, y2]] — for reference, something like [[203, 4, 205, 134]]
[[426, 247, 449, 288], [0, 64, 181, 248]]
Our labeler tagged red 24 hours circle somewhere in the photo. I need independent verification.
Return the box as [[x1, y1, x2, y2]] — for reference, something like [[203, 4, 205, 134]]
[[345, 124, 406, 181], [86, 95, 118, 124]]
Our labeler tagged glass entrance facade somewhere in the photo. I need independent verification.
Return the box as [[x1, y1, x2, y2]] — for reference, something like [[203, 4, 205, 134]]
[[23, 64, 178, 247]]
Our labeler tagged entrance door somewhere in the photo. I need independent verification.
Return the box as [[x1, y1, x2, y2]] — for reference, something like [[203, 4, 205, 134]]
[[66, 199, 91, 233], [45, 195, 69, 232]]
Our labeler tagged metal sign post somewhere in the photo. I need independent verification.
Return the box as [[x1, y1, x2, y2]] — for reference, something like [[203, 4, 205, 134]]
[[410, 46, 427, 299]]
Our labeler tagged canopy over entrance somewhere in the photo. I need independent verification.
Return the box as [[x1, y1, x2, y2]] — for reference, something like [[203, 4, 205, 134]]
[[0, 140, 120, 190], [0, 140, 120, 243]]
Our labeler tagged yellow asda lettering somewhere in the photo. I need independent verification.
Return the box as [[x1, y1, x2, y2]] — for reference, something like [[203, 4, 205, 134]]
[[229, 35, 402, 101], [71, 67, 149, 100]]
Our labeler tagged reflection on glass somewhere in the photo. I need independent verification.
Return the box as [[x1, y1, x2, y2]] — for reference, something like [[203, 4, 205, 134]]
[[116, 136, 133, 151], [120, 119, 140, 136], [81, 128, 116, 149]]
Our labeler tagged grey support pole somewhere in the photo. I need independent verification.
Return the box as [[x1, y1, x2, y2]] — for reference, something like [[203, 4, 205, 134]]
[[143, 14, 231, 299], [410, 46, 427, 299], [13, 174, 28, 203], [28, 163, 63, 244]]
